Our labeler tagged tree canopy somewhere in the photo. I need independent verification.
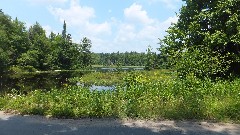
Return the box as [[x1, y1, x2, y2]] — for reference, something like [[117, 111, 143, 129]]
[[0, 10, 93, 74], [161, 0, 240, 78]]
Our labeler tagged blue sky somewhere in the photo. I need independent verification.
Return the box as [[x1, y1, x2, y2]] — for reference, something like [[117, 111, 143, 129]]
[[1, 0, 183, 53]]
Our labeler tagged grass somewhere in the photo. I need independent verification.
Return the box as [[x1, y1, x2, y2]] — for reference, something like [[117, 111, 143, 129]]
[[70, 72, 127, 86], [0, 70, 240, 123], [70, 69, 175, 86]]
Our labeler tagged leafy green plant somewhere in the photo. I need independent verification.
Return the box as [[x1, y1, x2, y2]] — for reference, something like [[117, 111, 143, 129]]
[[161, 0, 240, 78], [1, 70, 240, 122]]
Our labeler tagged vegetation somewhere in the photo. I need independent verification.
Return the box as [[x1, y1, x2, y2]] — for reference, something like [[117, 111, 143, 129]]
[[0, 10, 92, 75], [73, 72, 126, 86], [0, 71, 240, 122], [1, 0, 240, 123], [92, 52, 146, 67], [70, 69, 173, 86], [160, 0, 240, 79], [92, 50, 168, 69]]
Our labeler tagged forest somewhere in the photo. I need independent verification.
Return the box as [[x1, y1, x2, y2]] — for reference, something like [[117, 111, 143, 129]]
[[1, 0, 240, 122], [0, 9, 93, 73], [0, 8, 167, 73]]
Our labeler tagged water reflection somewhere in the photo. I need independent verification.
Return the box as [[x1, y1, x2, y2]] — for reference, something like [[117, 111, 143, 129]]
[[1, 67, 144, 93], [89, 85, 114, 91], [76, 82, 114, 91], [0, 71, 85, 93], [95, 67, 144, 72]]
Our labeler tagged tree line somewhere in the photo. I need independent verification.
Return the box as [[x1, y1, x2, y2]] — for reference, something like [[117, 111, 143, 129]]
[[0, 9, 169, 75], [92, 48, 170, 70], [2, 0, 238, 80], [92, 50, 168, 69], [0, 10, 92, 75]]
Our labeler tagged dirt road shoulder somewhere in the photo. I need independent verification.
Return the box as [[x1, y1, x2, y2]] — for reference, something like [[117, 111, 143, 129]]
[[0, 111, 239, 135]]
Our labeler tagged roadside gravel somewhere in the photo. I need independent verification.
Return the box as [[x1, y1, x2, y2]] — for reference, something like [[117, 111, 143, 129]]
[[0, 111, 239, 135]]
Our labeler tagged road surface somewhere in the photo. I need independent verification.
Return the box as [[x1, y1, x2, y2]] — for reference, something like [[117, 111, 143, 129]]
[[0, 111, 239, 135]]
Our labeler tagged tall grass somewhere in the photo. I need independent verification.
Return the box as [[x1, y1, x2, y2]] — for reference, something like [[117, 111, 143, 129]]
[[0, 71, 240, 122]]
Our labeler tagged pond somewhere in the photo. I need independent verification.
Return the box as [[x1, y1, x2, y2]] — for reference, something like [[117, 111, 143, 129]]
[[0, 67, 144, 93], [0, 70, 87, 93], [89, 85, 115, 91], [95, 67, 144, 72], [76, 82, 115, 91]]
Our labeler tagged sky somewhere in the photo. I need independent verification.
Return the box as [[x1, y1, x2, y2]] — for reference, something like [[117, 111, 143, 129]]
[[1, 0, 184, 53]]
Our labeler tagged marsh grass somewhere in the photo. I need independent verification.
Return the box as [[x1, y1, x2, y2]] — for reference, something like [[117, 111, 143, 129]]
[[0, 70, 240, 122], [72, 69, 175, 86], [73, 72, 127, 86]]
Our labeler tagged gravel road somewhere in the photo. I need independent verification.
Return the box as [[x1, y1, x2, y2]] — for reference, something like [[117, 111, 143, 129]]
[[0, 111, 239, 135]]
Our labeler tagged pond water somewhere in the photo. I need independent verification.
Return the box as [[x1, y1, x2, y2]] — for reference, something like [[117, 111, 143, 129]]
[[0, 71, 85, 93], [76, 82, 115, 91], [95, 67, 144, 72], [89, 85, 115, 91], [0, 67, 144, 93]]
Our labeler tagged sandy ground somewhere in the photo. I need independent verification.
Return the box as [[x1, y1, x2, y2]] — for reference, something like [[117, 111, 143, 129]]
[[0, 111, 240, 135]]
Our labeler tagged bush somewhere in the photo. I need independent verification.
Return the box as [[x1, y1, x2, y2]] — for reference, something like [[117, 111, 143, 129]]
[[1, 71, 240, 122], [9, 65, 37, 73]]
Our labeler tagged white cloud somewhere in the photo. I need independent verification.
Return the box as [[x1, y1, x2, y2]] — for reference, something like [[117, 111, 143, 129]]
[[49, 0, 95, 25], [113, 3, 178, 52], [114, 3, 158, 44], [49, 0, 111, 36], [160, 16, 178, 29], [90, 37, 113, 52], [124, 3, 154, 25], [48, 1, 178, 53], [85, 22, 111, 35], [42, 25, 57, 36], [114, 24, 136, 42]]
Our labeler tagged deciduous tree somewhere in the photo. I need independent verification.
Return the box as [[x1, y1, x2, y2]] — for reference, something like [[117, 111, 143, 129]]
[[161, 0, 240, 78]]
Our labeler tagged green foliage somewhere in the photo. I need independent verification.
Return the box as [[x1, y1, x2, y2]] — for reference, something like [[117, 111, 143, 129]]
[[92, 52, 148, 67], [73, 70, 172, 86], [54, 22, 82, 70], [175, 46, 231, 78], [75, 72, 127, 86], [1, 70, 239, 122], [0, 11, 30, 74], [17, 50, 40, 68], [9, 65, 37, 73], [0, 49, 10, 74], [0, 11, 93, 73], [78, 37, 92, 68], [145, 46, 157, 70], [161, 0, 240, 78]]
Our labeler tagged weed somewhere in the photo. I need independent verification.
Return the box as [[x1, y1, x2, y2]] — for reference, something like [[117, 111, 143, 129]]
[[0, 70, 239, 122]]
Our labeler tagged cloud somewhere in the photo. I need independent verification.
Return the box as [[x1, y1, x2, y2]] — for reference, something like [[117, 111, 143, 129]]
[[114, 24, 136, 42], [85, 22, 111, 35], [49, 0, 111, 36], [48, 2, 178, 53], [113, 3, 178, 52], [124, 3, 154, 25], [115, 3, 158, 43], [49, 0, 95, 25], [160, 16, 178, 30], [42, 25, 57, 36]]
